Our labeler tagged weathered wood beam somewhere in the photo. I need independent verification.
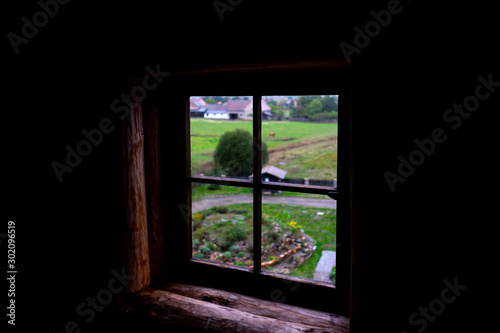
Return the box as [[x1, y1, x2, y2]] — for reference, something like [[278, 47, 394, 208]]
[[159, 283, 349, 331], [121, 288, 349, 333], [122, 76, 150, 293]]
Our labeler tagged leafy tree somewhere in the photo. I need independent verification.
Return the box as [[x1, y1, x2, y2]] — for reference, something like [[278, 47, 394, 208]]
[[309, 111, 338, 119], [269, 104, 284, 120], [206, 96, 228, 103], [204, 98, 217, 104], [214, 129, 268, 177], [295, 96, 321, 117], [304, 99, 323, 117], [321, 96, 338, 113], [297, 96, 320, 108], [289, 105, 299, 118]]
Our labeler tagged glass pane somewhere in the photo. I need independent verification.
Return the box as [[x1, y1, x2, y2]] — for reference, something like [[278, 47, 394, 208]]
[[261, 95, 338, 188], [260, 191, 336, 284], [190, 96, 254, 179], [192, 183, 253, 269]]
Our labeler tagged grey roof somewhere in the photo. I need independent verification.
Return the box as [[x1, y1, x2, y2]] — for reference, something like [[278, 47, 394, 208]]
[[191, 106, 207, 113], [262, 166, 287, 179], [206, 110, 227, 114], [249, 165, 287, 179], [206, 104, 227, 111]]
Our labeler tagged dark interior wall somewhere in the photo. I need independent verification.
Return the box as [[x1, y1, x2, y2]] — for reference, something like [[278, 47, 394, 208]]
[[5, 1, 497, 332]]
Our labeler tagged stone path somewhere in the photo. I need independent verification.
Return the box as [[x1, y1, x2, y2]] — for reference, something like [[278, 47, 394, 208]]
[[192, 194, 336, 213], [313, 250, 336, 282]]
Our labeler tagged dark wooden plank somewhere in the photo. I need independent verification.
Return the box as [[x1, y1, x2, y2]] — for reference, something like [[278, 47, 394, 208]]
[[189, 175, 340, 196], [185, 96, 193, 261], [144, 101, 164, 283], [335, 84, 352, 313], [121, 288, 349, 333], [188, 175, 253, 188], [158, 283, 349, 331], [166, 59, 349, 76], [253, 95, 262, 273], [122, 76, 150, 293]]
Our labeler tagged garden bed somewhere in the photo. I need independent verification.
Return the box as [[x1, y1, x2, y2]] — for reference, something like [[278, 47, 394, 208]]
[[192, 203, 336, 279]]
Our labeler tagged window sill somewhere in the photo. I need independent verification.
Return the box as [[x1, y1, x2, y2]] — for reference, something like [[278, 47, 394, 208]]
[[120, 283, 349, 332]]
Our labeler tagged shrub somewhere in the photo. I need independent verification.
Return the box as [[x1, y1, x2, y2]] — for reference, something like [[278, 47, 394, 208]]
[[193, 213, 204, 229], [238, 252, 245, 258], [309, 111, 338, 120], [193, 252, 205, 259], [231, 209, 248, 214], [223, 251, 232, 258], [214, 129, 268, 177], [225, 227, 247, 242], [207, 183, 221, 191], [193, 228, 205, 240], [229, 245, 240, 253], [199, 245, 210, 253], [193, 239, 200, 246], [211, 206, 228, 214]]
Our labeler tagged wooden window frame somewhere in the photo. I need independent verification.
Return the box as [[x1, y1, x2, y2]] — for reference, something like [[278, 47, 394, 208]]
[[159, 67, 353, 316]]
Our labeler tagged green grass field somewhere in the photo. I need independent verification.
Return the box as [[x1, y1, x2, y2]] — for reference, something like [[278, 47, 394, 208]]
[[190, 119, 337, 179]]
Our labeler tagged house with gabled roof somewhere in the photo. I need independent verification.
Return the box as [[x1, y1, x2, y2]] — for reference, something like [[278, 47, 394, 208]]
[[190, 97, 208, 118], [191, 97, 273, 120], [225, 99, 273, 120], [204, 103, 229, 119]]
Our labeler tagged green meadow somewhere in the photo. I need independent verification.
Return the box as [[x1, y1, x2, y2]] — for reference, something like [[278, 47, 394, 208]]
[[190, 119, 338, 179]]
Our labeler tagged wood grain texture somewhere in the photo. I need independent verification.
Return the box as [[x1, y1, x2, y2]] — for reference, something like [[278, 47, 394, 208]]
[[122, 287, 349, 333], [122, 77, 150, 293], [159, 282, 349, 331]]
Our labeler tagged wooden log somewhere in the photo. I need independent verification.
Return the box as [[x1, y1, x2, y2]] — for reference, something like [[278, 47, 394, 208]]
[[143, 101, 164, 282], [158, 283, 349, 331], [122, 77, 150, 293], [122, 288, 348, 333]]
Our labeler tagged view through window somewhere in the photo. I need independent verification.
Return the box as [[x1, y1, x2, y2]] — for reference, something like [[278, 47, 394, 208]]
[[189, 95, 338, 284]]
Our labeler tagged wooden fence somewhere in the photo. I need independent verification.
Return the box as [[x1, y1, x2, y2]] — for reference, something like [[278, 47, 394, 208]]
[[287, 117, 338, 123]]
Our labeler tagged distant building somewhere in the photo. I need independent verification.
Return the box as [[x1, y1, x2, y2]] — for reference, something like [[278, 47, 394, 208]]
[[191, 97, 273, 120], [249, 166, 287, 183], [226, 100, 273, 120], [204, 103, 229, 119], [190, 97, 208, 118]]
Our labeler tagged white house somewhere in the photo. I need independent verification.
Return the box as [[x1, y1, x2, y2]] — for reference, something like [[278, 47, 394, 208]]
[[226, 100, 272, 119], [204, 109, 229, 119]]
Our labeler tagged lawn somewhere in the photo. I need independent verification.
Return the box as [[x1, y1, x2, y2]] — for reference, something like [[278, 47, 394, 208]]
[[192, 202, 336, 281], [190, 119, 338, 178]]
